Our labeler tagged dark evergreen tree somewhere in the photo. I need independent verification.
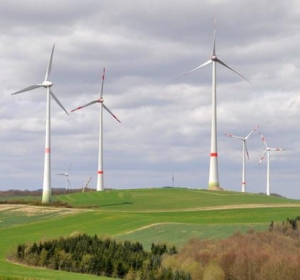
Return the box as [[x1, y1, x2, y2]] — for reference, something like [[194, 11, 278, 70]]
[[14, 234, 189, 279]]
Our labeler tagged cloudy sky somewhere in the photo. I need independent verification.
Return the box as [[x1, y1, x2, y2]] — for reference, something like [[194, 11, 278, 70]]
[[0, 0, 299, 199]]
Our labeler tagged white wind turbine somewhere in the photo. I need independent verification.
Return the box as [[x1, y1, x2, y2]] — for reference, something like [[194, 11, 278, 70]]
[[177, 26, 250, 190], [226, 126, 258, 192], [71, 68, 121, 191], [11, 44, 68, 204], [57, 163, 72, 190], [259, 132, 284, 196]]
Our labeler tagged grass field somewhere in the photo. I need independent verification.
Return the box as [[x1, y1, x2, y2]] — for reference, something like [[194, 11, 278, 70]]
[[1, 188, 300, 279]]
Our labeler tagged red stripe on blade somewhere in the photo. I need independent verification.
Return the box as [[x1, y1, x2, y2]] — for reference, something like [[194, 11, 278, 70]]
[[71, 107, 82, 112]]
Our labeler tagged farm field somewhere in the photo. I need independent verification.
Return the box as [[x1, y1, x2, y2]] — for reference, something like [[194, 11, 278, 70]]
[[0, 188, 300, 279]]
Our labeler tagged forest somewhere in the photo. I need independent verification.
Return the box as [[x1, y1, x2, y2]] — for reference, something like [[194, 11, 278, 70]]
[[13, 233, 190, 280]]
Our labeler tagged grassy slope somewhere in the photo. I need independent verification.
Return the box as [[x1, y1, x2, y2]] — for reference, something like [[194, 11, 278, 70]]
[[1, 188, 300, 280], [54, 188, 299, 210]]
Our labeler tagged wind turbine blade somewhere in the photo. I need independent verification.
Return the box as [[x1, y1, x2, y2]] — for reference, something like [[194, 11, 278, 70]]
[[45, 44, 55, 81], [57, 173, 65, 176], [215, 58, 251, 83], [213, 28, 216, 56], [175, 60, 212, 80], [103, 104, 121, 123], [67, 163, 72, 173], [85, 177, 92, 188], [50, 89, 69, 115], [11, 84, 43, 95], [270, 148, 285, 151], [225, 133, 243, 140], [245, 141, 250, 159], [100, 68, 105, 99], [259, 132, 268, 149], [67, 178, 71, 187], [259, 150, 267, 164], [70, 100, 99, 112], [82, 176, 92, 192], [245, 125, 259, 140]]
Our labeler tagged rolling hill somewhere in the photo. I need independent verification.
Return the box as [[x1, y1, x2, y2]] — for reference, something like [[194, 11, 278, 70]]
[[1, 188, 300, 279]]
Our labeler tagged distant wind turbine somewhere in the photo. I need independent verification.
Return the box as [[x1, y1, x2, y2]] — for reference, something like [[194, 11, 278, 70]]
[[226, 125, 259, 192], [172, 171, 175, 188], [11, 44, 68, 203], [82, 176, 92, 192], [176, 24, 250, 190], [57, 163, 72, 190], [259, 132, 284, 196], [71, 68, 121, 191]]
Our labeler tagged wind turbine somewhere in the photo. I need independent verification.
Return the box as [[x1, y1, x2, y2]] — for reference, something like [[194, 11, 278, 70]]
[[57, 163, 72, 190], [176, 25, 250, 190], [82, 176, 92, 192], [226, 125, 258, 192], [259, 132, 284, 196], [71, 68, 121, 191], [172, 171, 175, 188], [11, 44, 69, 204]]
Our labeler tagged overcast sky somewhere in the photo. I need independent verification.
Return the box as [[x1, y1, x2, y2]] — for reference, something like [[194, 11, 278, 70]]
[[0, 0, 299, 199]]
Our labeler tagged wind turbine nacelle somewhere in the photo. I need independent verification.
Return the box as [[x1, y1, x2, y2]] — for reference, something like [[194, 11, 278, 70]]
[[211, 55, 217, 61], [42, 81, 53, 87], [98, 98, 104, 103]]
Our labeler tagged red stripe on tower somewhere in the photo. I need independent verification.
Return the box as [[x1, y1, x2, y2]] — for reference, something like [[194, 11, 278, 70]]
[[98, 171, 103, 174], [210, 152, 218, 157], [45, 148, 51, 154]]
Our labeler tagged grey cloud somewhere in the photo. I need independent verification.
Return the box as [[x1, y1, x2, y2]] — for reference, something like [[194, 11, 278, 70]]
[[0, 0, 299, 198]]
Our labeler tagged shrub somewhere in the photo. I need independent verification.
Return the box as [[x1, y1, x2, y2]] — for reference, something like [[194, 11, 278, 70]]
[[202, 262, 224, 280], [163, 228, 300, 280]]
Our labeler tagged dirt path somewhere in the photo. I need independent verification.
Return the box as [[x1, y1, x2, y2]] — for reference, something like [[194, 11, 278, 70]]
[[105, 203, 300, 213], [1, 203, 299, 215], [183, 203, 300, 212]]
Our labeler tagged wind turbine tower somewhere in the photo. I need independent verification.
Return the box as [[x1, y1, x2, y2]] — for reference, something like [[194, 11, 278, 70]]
[[259, 132, 284, 196], [11, 44, 69, 203], [177, 25, 249, 190], [226, 126, 258, 192], [71, 68, 121, 191]]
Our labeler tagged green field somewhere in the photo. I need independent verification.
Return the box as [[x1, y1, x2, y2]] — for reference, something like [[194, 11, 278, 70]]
[[1, 188, 300, 279]]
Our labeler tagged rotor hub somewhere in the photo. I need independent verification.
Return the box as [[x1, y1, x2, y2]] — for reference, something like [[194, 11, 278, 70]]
[[42, 81, 53, 87]]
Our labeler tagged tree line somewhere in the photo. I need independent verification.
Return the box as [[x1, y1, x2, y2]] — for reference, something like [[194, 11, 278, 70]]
[[13, 233, 190, 279]]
